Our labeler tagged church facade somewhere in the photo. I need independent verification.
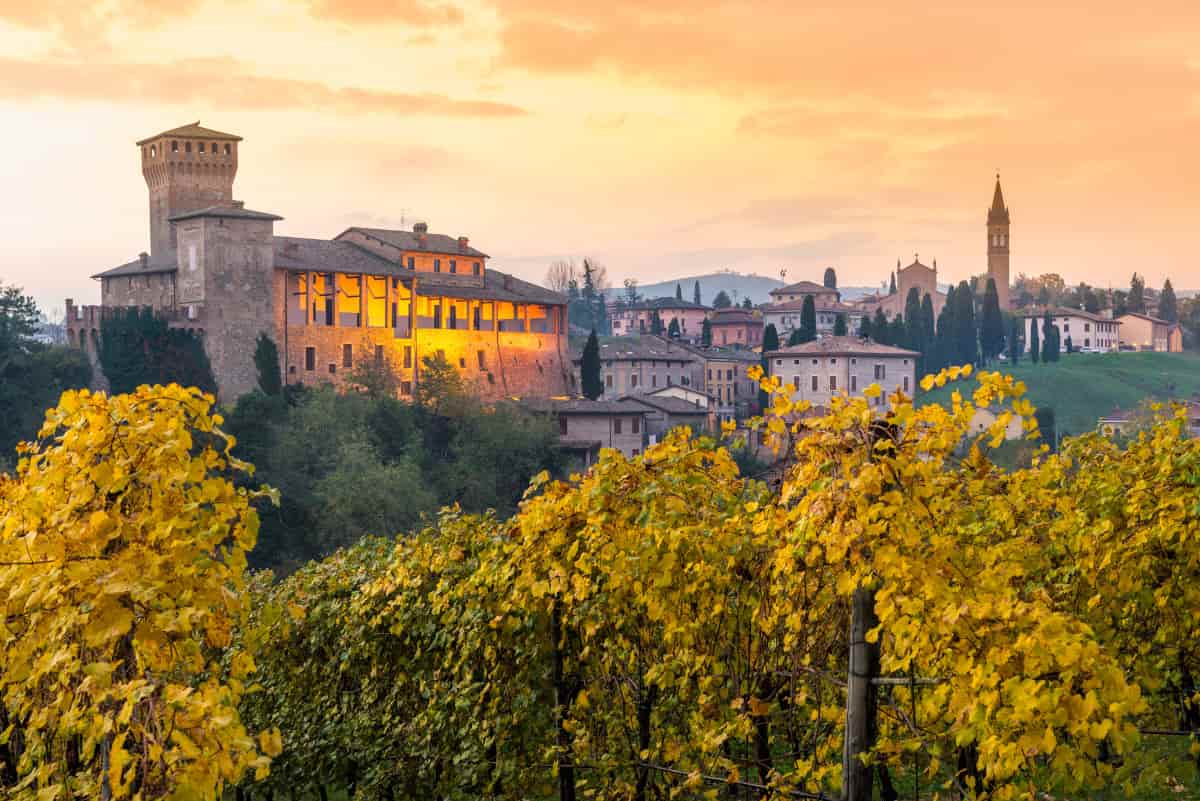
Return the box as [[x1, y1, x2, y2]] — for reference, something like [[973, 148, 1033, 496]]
[[65, 123, 570, 402]]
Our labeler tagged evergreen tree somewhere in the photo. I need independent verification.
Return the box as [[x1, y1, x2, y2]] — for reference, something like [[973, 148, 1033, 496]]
[[954, 280, 978, 366], [833, 313, 848, 336], [823, 267, 838, 289], [99, 307, 216, 395], [935, 285, 958, 373], [858, 313, 872, 340], [1129, 273, 1146, 314], [889, 315, 907, 348], [700, 317, 712, 347], [1084, 287, 1101, 314], [979, 278, 1005, 365], [920, 293, 935, 350], [787, 327, 805, 347], [712, 290, 732, 309], [693, 281, 702, 305], [872, 308, 890, 345], [667, 318, 681, 338], [759, 324, 780, 410], [254, 333, 283, 395], [1112, 290, 1129, 318], [650, 310, 664, 336], [675, 283, 683, 301], [1029, 315, 1040, 363], [889, 271, 897, 295], [1065, 334, 1074, 354], [799, 295, 817, 344], [580, 330, 603, 400], [904, 288, 923, 350], [1042, 312, 1059, 362], [1007, 316, 1021, 365], [742, 296, 754, 310], [1158, 278, 1178, 322]]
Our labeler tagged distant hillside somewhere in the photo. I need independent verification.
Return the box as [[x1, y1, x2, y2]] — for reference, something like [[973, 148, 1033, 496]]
[[917, 351, 1200, 437], [604, 272, 878, 306]]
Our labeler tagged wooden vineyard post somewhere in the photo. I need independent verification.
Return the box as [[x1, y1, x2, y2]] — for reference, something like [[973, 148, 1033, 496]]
[[843, 587, 879, 801]]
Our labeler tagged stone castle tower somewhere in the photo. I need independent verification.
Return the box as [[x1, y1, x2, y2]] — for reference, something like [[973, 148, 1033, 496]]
[[137, 122, 241, 261], [987, 174, 1011, 310]]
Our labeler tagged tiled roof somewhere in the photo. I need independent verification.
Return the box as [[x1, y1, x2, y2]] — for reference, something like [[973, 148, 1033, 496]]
[[168, 205, 283, 223], [1019, 306, 1117, 323], [573, 336, 702, 363], [421, 270, 567, 306], [136, 122, 242, 145], [340, 226, 489, 259], [92, 255, 178, 279], [771, 280, 834, 296], [704, 347, 761, 363], [766, 299, 859, 313], [767, 336, 919, 357], [1115, 311, 1175, 326], [274, 236, 411, 277], [524, 398, 649, 416], [620, 297, 710, 312], [620, 395, 709, 416], [709, 308, 761, 323]]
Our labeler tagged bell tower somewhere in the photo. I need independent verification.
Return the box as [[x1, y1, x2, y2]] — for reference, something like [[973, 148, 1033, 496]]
[[987, 173, 1011, 310], [137, 122, 241, 262]]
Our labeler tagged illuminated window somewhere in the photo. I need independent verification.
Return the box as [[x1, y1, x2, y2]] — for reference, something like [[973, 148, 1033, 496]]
[[450, 260, 457, 274]]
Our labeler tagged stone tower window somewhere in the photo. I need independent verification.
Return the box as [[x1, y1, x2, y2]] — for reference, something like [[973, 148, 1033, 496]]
[[172, 140, 179, 152], [198, 142, 205, 153], [185, 142, 192, 153], [224, 143, 231, 155]]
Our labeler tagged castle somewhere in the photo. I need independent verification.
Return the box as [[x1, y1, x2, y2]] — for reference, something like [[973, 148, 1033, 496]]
[[65, 123, 570, 401], [857, 175, 1012, 319]]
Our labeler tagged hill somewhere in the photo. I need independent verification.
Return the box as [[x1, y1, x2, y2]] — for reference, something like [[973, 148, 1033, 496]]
[[917, 351, 1200, 437], [604, 271, 879, 306]]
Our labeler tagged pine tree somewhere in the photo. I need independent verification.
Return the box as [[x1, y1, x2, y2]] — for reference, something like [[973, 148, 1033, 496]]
[[1129, 273, 1146, 314], [760, 324, 780, 411], [1007, 316, 1021, 365], [675, 283, 683, 301], [980, 278, 1005, 365], [667, 318, 681, 338], [580, 331, 603, 399], [823, 267, 838, 289], [742, 296, 753, 310], [713, 291, 732, 309], [1158, 279, 1178, 322], [833, 314, 848, 336], [700, 317, 712, 347], [889, 271, 897, 295], [693, 281, 702, 306], [799, 295, 817, 344], [872, 308, 890, 345], [1029, 315, 1040, 363]]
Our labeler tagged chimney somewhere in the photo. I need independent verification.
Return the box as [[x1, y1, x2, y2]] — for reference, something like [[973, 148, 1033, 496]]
[[413, 221, 428, 234], [139, 252, 149, 269], [458, 235, 469, 250], [231, 200, 245, 209]]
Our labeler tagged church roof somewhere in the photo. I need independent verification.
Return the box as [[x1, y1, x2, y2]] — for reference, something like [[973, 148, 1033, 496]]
[[339, 226, 489, 259], [136, 122, 242, 146], [988, 174, 1010, 225], [899, 258, 935, 274]]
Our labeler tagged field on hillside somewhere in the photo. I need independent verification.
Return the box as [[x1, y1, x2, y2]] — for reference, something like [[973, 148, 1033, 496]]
[[917, 351, 1200, 436]]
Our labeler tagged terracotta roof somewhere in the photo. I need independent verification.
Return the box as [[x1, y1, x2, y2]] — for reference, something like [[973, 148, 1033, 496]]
[[167, 205, 283, 223], [274, 236, 410, 277], [620, 395, 709, 416], [709, 308, 760, 323], [767, 336, 919, 357], [339, 226, 488, 259], [1115, 311, 1176, 326], [92, 255, 177, 279], [619, 297, 710, 312], [1018, 306, 1117, 323], [136, 122, 242, 146], [766, 299, 860, 313], [771, 280, 835, 296], [573, 337, 702, 363], [524, 398, 648, 416]]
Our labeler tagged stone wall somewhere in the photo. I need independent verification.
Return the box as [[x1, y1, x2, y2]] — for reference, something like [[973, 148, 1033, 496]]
[[100, 270, 178, 310], [558, 413, 645, 458]]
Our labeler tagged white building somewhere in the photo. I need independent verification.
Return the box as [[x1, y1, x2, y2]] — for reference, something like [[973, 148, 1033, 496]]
[[766, 336, 919, 409], [1018, 308, 1120, 352], [763, 301, 864, 339]]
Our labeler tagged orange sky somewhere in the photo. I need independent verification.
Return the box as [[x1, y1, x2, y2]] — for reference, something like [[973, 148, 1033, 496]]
[[2, 0, 1197, 314]]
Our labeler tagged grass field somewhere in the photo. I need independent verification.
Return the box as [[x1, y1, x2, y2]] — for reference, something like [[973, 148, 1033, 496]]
[[917, 351, 1200, 437]]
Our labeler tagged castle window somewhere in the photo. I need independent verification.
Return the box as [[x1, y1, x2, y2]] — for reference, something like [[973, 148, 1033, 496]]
[[449, 260, 457, 274], [473, 262, 481, 276], [407, 257, 415, 269], [632, 417, 641, 434], [851, 375, 858, 392], [614, 418, 622, 434], [829, 375, 837, 391], [434, 259, 441, 273], [224, 143, 231, 155], [305, 347, 315, 371], [185, 142, 192, 153], [171, 141, 178, 152], [903, 376, 910, 393], [198, 142, 205, 153], [811, 375, 819, 392], [342, 344, 353, 368], [477, 350, 486, 370]]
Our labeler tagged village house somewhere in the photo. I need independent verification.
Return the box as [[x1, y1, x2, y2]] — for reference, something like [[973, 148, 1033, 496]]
[[762, 300, 864, 340], [64, 122, 569, 402], [621, 394, 711, 444], [767, 336, 918, 409], [525, 398, 650, 461], [707, 307, 764, 348], [570, 338, 704, 398], [769, 280, 840, 305], [700, 347, 761, 422], [610, 297, 710, 340], [1116, 312, 1184, 352], [1017, 308, 1121, 352]]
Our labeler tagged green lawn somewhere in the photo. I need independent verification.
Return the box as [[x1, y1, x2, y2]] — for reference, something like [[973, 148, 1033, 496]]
[[917, 351, 1200, 437]]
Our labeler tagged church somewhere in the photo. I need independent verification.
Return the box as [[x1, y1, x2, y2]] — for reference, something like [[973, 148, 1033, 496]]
[[65, 123, 571, 402], [855, 176, 1011, 319]]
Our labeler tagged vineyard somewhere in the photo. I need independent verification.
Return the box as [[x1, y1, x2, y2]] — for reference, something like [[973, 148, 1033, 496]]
[[2, 368, 1199, 801]]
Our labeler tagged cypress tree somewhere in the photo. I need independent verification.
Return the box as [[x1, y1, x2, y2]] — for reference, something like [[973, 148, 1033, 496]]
[[833, 313, 848, 336], [1042, 311, 1058, 362], [701, 317, 712, 347], [1065, 334, 1074, 354], [889, 316, 906, 348], [675, 283, 683, 301], [1007, 315, 1021, 365], [580, 330, 603, 399], [920, 294, 935, 349], [1029, 315, 1040, 363], [693, 281, 702, 306], [1129, 273, 1146, 314], [872, 308, 890, 345], [904, 288, 923, 350], [1084, 288, 1101, 314], [858, 313, 872, 340], [760, 324, 780, 411], [954, 280, 978, 366], [1158, 279, 1178, 322], [650, 309, 664, 335], [934, 285, 957, 373], [667, 318, 681, 338], [254, 332, 282, 395], [980, 278, 1004, 365], [799, 295, 817, 343]]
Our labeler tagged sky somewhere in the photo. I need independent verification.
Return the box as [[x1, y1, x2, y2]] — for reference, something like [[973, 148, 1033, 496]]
[[1, 0, 1198, 315]]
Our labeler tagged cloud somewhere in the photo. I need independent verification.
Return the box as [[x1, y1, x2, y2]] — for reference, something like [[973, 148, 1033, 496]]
[[0, 56, 527, 117]]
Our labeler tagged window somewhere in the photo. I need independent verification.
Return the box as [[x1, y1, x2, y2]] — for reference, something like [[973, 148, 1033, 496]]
[[614, 418, 623, 434], [473, 262, 481, 275], [185, 141, 192, 153], [812, 359, 818, 365], [450, 260, 457, 274], [449, 305, 458, 329], [903, 376, 910, 392], [874, 364, 886, 380], [400, 381, 412, 395], [150, 145, 157, 157], [198, 142, 205, 153], [375, 345, 384, 364], [850, 375, 858, 392], [305, 347, 315, 371], [708, 369, 713, 380], [774, 360, 781, 367], [459, 357, 466, 368], [433, 303, 442, 328], [224, 143, 231, 155], [403, 345, 412, 369], [726, 369, 733, 380], [793, 376, 800, 390], [407, 257, 415, 269], [652, 375, 658, 388], [851, 358, 857, 365], [434, 259, 441, 273], [829, 375, 837, 391], [632, 417, 641, 434], [477, 350, 486, 370], [811, 375, 819, 392], [559, 416, 568, 436], [329, 363, 336, 374], [831, 358, 837, 365], [1084, 323, 1091, 332], [632, 449, 640, 456], [606, 375, 613, 388], [631, 375, 638, 388], [172, 140, 179, 152], [342, 344, 353, 368]]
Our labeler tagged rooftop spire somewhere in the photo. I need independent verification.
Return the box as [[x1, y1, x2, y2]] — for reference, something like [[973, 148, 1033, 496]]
[[988, 173, 1010, 224]]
